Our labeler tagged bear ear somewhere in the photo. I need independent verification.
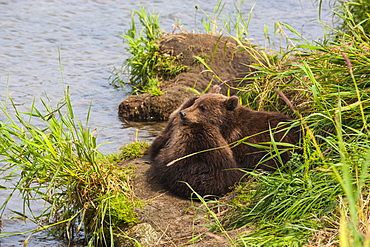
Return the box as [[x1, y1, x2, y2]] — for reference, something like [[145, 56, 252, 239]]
[[181, 96, 199, 109], [225, 96, 239, 111]]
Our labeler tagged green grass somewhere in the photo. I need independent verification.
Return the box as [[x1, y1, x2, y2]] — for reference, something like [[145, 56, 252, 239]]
[[1, 1, 370, 246], [107, 141, 150, 162], [177, 1, 370, 246], [109, 1, 370, 245], [196, 0, 255, 39], [110, 7, 189, 95], [331, 0, 370, 37], [0, 88, 145, 246]]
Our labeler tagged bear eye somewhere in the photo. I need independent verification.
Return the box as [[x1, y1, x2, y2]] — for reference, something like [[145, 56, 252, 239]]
[[198, 105, 207, 111]]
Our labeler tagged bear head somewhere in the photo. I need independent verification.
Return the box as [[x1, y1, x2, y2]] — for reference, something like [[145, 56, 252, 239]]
[[179, 93, 239, 127]]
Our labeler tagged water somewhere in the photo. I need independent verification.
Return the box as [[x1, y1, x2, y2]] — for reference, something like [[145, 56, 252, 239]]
[[0, 0, 331, 246]]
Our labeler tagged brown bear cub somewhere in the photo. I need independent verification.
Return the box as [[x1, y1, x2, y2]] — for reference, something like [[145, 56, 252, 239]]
[[178, 93, 301, 171], [149, 89, 300, 198], [149, 122, 243, 198]]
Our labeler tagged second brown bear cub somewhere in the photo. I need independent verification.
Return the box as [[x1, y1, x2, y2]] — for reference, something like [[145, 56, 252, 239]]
[[150, 122, 244, 198], [149, 90, 300, 198]]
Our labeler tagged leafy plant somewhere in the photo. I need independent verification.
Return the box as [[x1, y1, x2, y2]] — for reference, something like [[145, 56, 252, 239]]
[[0, 88, 143, 246], [112, 7, 189, 94], [226, 14, 370, 245]]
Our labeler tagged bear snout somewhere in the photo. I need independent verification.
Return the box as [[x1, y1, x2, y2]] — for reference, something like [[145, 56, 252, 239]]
[[179, 110, 186, 120]]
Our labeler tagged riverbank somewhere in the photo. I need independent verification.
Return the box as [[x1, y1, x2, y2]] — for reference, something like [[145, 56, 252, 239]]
[[2, 0, 369, 246], [114, 1, 370, 246], [118, 155, 247, 247]]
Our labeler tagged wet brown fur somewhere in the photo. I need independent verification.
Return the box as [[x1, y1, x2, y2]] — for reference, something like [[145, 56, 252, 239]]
[[179, 93, 301, 170], [149, 89, 300, 198], [150, 91, 301, 171], [149, 122, 243, 198]]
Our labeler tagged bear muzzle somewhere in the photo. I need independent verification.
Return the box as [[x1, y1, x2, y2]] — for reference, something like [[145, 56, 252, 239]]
[[180, 110, 186, 120], [179, 110, 198, 124]]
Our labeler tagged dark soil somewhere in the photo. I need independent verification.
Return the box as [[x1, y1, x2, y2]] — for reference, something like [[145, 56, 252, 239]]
[[118, 156, 248, 247], [118, 33, 264, 121]]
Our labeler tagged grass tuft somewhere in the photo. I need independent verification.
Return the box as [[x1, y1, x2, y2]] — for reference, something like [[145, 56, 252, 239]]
[[171, 1, 370, 246], [0, 88, 143, 246], [110, 7, 189, 95]]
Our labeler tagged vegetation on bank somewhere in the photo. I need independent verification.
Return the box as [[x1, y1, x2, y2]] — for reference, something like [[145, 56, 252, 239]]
[[205, 1, 370, 246], [0, 89, 148, 246], [110, 7, 189, 95], [114, 0, 370, 246], [0, 0, 369, 246]]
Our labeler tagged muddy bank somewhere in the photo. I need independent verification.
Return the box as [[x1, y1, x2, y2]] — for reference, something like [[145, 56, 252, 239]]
[[118, 33, 264, 121]]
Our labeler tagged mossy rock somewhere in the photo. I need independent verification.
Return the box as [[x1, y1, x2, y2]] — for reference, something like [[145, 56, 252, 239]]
[[116, 223, 160, 247], [118, 33, 265, 121]]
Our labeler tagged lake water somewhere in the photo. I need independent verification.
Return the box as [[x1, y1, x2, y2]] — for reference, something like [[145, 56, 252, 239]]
[[0, 0, 331, 246]]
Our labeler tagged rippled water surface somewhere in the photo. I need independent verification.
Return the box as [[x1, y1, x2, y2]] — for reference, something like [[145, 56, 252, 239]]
[[0, 0, 331, 246]]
